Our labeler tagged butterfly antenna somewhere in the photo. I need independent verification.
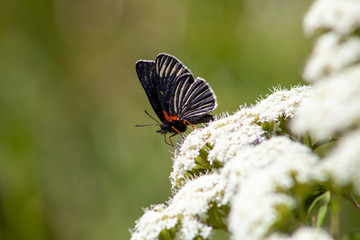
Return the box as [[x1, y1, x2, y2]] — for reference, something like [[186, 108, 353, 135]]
[[134, 124, 159, 127], [134, 110, 161, 127], [144, 110, 161, 125]]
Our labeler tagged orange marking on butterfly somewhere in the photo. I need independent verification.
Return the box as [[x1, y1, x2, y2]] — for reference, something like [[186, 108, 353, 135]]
[[162, 110, 179, 122], [171, 115, 179, 121], [163, 110, 171, 122]]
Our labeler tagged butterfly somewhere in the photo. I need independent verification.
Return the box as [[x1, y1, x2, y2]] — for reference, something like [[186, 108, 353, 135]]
[[135, 53, 217, 146]]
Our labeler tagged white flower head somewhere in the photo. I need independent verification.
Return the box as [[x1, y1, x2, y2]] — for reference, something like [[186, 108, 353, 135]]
[[303, 33, 360, 82], [265, 227, 334, 240], [174, 216, 212, 240], [168, 173, 225, 216], [304, 0, 360, 36], [170, 109, 265, 187], [171, 86, 312, 188], [131, 174, 225, 240], [254, 85, 312, 123], [292, 64, 360, 138], [221, 137, 321, 240], [130, 204, 178, 240], [320, 130, 360, 195]]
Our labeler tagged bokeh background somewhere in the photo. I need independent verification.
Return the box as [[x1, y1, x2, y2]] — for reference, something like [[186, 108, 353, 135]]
[[0, 0, 321, 239]]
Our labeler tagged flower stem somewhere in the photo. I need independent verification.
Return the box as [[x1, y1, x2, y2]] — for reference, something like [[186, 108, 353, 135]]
[[330, 195, 340, 239], [312, 137, 337, 150], [347, 194, 360, 212], [307, 133, 312, 148]]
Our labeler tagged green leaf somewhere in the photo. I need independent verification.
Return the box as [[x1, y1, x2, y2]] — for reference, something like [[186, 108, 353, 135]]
[[341, 229, 360, 240], [158, 227, 176, 240], [307, 191, 331, 227]]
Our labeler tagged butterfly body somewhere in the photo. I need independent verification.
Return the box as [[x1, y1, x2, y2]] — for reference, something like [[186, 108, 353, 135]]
[[157, 116, 187, 135], [135, 53, 217, 145]]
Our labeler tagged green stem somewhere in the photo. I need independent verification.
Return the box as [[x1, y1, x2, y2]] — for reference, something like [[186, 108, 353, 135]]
[[312, 137, 337, 150], [330, 195, 340, 239], [347, 194, 360, 212], [307, 134, 312, 148]]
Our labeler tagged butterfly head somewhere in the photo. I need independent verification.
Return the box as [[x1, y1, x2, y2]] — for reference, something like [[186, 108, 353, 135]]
[[156, 119, 187, 135]]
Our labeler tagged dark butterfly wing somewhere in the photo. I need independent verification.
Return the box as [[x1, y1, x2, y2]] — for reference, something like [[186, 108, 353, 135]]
[[135, 60, 165, 122], [155, 53, 192, 114], [189, 114, 214, 124], [176, 77, 217, 122], [169, 73, 194, 116]]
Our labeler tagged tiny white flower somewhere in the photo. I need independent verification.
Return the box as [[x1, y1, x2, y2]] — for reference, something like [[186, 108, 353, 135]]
[[304, 0, 360, 36], [291, 64, 360, 138], [303, 33, 360, 82]]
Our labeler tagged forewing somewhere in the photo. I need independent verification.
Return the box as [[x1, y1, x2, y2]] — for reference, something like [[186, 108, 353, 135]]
[[135, 60, 165, 122], [178, 77, 217, 122], [155, 53, 192, 113]]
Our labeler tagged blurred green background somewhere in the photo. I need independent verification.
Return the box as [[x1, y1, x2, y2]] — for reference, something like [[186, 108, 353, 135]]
[[0, 0, 317, 239]]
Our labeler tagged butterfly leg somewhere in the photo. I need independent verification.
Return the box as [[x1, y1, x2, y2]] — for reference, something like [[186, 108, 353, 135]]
[[167, 126, 184, 146], [167, 133, 178, 146], [183, 119, 196, 129], [164, 134, 175, 146]]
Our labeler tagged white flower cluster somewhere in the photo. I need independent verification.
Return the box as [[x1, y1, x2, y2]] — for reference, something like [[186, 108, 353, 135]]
[[293, 0, 360, 138], [304, 0, 360, 36], [255, 86, 312, 123], [171, 86, 312, 187], [303, 33, 360, 82], [293, 65, 360, 138], [132, 136, 326, 240], [131, 86, 320, 240], [292, 0, 360, 196], [223, 137, 321, 240], [320, 130, 360, 195], [265, 227, 333, 240], [131, 174, 225, 240]]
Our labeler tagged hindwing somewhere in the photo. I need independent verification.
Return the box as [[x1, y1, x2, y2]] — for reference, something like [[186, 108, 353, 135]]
[[175, 76, 217, 121]]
